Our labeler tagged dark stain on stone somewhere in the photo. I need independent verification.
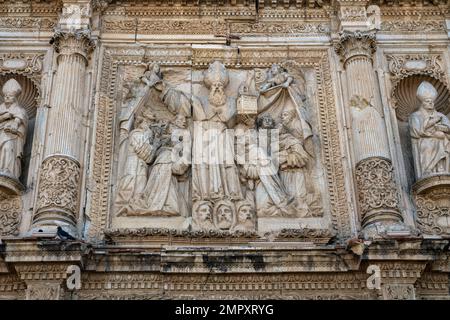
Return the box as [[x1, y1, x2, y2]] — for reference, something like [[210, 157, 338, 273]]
[[202, 253, 266, 272]]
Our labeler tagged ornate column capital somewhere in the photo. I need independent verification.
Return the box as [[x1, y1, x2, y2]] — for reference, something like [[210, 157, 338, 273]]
[[50, 29, 95, 65], [334, 30, 377, 65]]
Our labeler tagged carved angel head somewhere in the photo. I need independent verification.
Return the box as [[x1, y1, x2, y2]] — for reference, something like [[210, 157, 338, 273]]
[[213, 200, 236, 230]]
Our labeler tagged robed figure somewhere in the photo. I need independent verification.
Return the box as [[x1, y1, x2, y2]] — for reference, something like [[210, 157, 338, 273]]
[[409, 81, 450, 179], [191, 61, 243, 204], [0, 79, 28, 179]]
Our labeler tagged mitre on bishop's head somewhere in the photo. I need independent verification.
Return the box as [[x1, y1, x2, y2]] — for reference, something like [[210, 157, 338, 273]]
[[416, 81, 438, 102], [2, 78, 22, 97], [203, 60, 229, 88]]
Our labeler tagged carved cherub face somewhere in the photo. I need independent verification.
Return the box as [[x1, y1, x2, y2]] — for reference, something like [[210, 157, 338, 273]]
[[237, 205, 254, 223], [216, 204, 233, 229], [196, 203, 213, 222]]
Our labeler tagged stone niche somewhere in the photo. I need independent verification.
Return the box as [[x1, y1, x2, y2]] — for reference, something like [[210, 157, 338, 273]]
[[100, 48, 344, 241], [388, 54, 450, 237], [0, 73, 39, 236]]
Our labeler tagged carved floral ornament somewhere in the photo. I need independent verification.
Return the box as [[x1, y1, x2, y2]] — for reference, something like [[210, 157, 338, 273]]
[[354, 157, 401, 226], [50, 30, 95, 64]]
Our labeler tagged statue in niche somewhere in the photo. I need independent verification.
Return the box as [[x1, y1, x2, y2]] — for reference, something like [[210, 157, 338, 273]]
[[0, 79, 28, 181], [409, 81, 450, 179], [192, 200, 215, 231], [115, 110, 159, 215], [213, 199, 235, 231], [231, 200, 256, 232], [191, 61, 243, 207]]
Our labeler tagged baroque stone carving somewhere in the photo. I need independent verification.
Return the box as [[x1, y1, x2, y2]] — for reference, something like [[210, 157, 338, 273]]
[[50, 29, 95, 63], [334, 30, 376, 65], [381, 20, 445, 32], [88, 48, 351, 241], [0, 196, 22, 236], [355, 157, 401, 228], [34, 156, 81, 226], [414, 187, 450, 236], [409, 81, 450, 179], [382, 284, 415, 300], [0, 79, 28, 196]]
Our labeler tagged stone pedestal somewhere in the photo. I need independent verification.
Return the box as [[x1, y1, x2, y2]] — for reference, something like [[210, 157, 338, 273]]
[[413, 174, 450, 236]]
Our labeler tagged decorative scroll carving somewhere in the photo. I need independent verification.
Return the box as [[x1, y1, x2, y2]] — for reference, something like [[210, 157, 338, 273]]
[[0, 196, 22, 236], [230, 22, 330, 35], [382, 284, 415, 300], [34, 156, 81, 226], [415, 189, 450, 236], [381, 21, 445, 32], [387, 54, 447, 89], [0, 17, 57, 31], [26, 283, 61, 300], [355, 157, 401, 227]]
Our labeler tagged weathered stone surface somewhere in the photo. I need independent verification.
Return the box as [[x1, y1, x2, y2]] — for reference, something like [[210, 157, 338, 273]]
[[0, 0, 449, 300]]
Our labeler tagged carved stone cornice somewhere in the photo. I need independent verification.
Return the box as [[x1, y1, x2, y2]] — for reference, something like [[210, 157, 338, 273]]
[[50, 30, 95, 65], [334, 30, 376, 65]]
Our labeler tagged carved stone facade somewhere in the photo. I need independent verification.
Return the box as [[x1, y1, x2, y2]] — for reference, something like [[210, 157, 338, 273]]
[[0, 0, 450, 300]]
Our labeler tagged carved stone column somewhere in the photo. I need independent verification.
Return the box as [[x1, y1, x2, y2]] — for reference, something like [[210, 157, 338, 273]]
[[32, 30, 94, 235], [335, 29, 407, 238]]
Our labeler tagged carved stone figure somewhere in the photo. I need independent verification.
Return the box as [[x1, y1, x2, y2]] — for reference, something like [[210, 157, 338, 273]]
[[192, 200, 215, 231], [192, 61, 243, 206], [278, 109, 322, 217], [254, 114, 294, 217], [115, 111, 159, 215], [213, 199, 235, 230], [231, 200, 256, 232], [0, 78, 28, 180], [409, 81, 450, 179], [137, 113, 190, 216]]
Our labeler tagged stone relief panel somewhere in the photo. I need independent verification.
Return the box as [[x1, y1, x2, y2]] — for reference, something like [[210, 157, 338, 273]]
[[87, 47, 351, 241], [110, 59, 330, 234]]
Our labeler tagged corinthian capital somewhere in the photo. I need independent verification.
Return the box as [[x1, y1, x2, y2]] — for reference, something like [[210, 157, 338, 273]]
[[334, 30, 376, 65], [50, 29, 95, 64]]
